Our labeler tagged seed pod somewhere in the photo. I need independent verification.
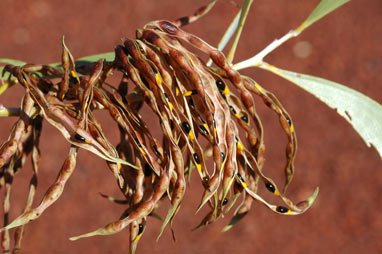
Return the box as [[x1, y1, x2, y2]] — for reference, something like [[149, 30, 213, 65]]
[[3, 146, 78, 231]]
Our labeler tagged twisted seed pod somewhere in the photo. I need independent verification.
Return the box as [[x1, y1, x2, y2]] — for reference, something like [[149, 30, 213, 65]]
[[13, 115, 42, 253], [2, 146, 77, 230]]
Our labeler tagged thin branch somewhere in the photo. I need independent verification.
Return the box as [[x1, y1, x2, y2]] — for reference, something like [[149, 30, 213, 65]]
[[233, 29, 301, 70]]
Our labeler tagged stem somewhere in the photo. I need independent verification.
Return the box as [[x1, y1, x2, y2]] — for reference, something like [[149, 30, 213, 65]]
[[233, 28, 301, 71], [255, 61, 281, 75]]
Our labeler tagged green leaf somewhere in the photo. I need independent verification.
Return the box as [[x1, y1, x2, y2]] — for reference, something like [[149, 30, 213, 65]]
[[298, 0, 351, 31], [0, 58, 26, 66], [51, 52, 115, 71], [261, 63, 382, 158], [76, 52, 114, 63], [226, 0, 253, 63], [216, 10, 241, 52], [47, 52, 115, 69]]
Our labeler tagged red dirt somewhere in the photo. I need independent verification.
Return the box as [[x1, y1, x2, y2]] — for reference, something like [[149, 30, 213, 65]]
[[0, 0, 381, 253]]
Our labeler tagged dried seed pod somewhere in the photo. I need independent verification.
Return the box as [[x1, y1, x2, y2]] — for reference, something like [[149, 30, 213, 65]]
[[2, 147, 77, 231]]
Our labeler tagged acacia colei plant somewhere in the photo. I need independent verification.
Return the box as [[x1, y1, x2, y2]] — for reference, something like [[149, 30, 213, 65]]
[[0, 0, 380, 253]]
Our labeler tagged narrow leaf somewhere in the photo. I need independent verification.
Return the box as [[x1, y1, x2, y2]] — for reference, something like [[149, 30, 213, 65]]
[[260, 63, 382, 158], [298, 0, 350, 32], [226, 0, 253, 63], [0, 58, 26, 66], [76, 52, 114, 63], [216, 10, 241, 52]]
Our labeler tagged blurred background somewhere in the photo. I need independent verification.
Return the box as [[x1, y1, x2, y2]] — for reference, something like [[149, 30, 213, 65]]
[[0, 0, 381, 253]]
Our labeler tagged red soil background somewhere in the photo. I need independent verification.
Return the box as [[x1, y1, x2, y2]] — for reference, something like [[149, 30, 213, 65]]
[[0, 0, 381, 253]]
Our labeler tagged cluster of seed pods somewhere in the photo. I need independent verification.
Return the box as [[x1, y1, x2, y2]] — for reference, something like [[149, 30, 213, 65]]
[[0, 1, 318, 253]]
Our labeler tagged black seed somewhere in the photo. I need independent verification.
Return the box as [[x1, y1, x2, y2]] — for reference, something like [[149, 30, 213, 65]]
[[241, 115, 248, 123], [286, 118, 292, 126], [182, 122, 191, 134], [74, 133, 86, 142], [276, 206, 289, 213], [164, 93, 170, 102], [190, 89, 198, 95], [69, 73, 79, 84], [138, 224, 144, 234], [170, 120, 174, 130], [213, 119, 216, 128], [220, 92, 226, 99], [193, 153, 201, 164], [134, 138, 142, 148], [144, 163, 152, 177], [188, 98, 194, 107], [229, 105, 237, 114], [141, 76, 150, 88], [199, 125, 208, 135], [221, 152, 225, 160], [235, 137, 239, 144], [216, 80, 225, 91], [203, 176, 209, 183], [222, 198, 229, 205], [237, 173, 245, 183], [265, 183, 276, 193]]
